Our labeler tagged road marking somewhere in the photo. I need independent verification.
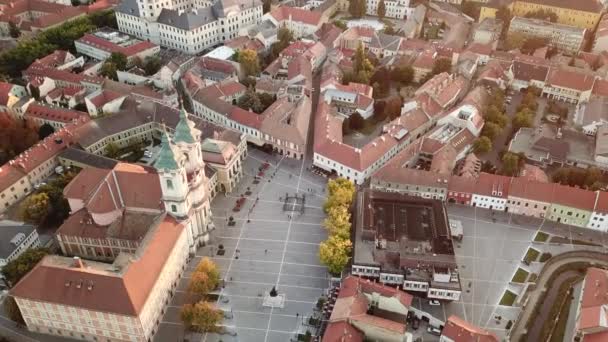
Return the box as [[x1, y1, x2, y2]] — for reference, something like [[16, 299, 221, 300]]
[[212, 236, 321, 245], [206, 257, 327, 268], [265, 154, 307, 342]]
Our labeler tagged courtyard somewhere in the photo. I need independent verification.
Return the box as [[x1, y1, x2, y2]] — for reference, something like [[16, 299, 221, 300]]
[[155, 149, 330, 342]]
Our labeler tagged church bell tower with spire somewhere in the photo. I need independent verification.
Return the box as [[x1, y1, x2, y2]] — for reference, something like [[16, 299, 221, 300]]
[[154, 109, 213, 253]]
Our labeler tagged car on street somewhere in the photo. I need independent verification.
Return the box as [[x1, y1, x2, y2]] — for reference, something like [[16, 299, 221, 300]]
[[429, 299, 441, 306], [427, 326, 442, 336]]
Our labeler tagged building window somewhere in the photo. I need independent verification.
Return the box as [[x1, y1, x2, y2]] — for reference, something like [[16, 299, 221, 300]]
[[167, 179, 173, 189]]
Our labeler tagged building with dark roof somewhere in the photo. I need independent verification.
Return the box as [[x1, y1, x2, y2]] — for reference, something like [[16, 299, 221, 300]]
[[352, 189, 462, 301], [0, 221, 40, 279], [116, 0, 262, 54]]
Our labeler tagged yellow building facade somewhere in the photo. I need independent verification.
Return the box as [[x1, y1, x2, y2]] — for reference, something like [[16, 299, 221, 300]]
[[479, 0, 602, 29]]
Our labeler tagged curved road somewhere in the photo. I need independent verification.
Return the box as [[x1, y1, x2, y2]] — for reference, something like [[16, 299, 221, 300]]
[[524, 270, 580, 342], [510, 251, 608, 342]]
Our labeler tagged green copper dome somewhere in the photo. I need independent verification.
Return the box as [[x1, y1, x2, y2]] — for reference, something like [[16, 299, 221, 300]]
[[174, 109, 196, 144], [154, 131, 179, 170]]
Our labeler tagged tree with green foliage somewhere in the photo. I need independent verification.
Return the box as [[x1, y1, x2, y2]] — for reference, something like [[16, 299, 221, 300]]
[[181, 301, 223, 332], [99, 61, 118, 80], [38, 123, 55, 140], [513, 108, 535, 130], [481, 121, 501, 140], [2, 248, 49, 287], [383, 24, 397, 35], [349, 112, 365, 130], [8, 21, 20, 38], [270, 26, 294, 60], [473, 136, 492, 154], [371, 67, 390, 97], [484, 105, 508, 128], [237, 87, 264, 113], [349, 0, 366, 18], [353, 43, 374, 84], [0, 113, 39, 165], [332, 20, 347, 31], [524, 8, 557, 22], [107, 52, 128, 71], [431, 58, 452, 76], [521, 37, 548, 54], [384, 96, 403, 120], [377, 0, 386, 19], [4, 296, 24, 324], [237, 49, 260, 77], [104, 141, 121, 158], [0, 10, 116, 77], [19, 193, 50, 225], [495, 6, 511, 38], [29, 85, 40, 101], [319, 235, 352, 275], [392, 65, 414, 85], [552, 167, 605, 189], [143, 55, 162, 75], [502, 152, 523, 176], [461, 1, 480, 19]]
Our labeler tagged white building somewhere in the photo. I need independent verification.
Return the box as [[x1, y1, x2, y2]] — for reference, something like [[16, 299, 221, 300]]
[[265, 6, 323, 38], [470, 173, 511, 210], [116, 0, 263, 54], [587, 191, 608, 231], [508, 16, 586, 55], [155, 110, 214, 249], [366, 0, 412, 19]]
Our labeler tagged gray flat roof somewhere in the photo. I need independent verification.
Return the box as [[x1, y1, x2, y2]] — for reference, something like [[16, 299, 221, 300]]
[[0, 221, 36, 259]]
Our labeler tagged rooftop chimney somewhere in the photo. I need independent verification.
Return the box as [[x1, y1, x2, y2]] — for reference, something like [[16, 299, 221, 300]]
[[73, 256, 84, 268]]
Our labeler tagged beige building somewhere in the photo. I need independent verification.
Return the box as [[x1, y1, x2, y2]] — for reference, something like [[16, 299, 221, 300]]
[[201, 136, 245, 194], [508, 17, 586, 55], [472, 18, 502, 46], [505, 178, 555, 218], [11, 216, 188, 342]]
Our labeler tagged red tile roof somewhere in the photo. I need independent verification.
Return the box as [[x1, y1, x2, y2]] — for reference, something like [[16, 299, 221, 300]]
[[63, 163, 162, 215], [199, 56, 236, 75], [448, 175, 476, 194], [508, 178, 556, 203], [25, 102, 88, 124], [473, 172, 511, 198], [322, 321, 364, 342], [77, 33, 158, 57], [546, 68, 596, 92], [552, 183, 597, 211], [10, 215, 184, 316], [578, 268, 608, 332], [327, 276, 411, 339], [441, 315, 498, 342], [88, 89, 123, 108], [0, 164, 27, 192], [592, 79, 608, 97], [269, 6, 322, 26], [0, 81, 13, 106]]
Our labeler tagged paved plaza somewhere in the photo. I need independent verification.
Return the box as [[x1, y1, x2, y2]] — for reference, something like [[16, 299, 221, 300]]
[[156, 149, 330, 342]]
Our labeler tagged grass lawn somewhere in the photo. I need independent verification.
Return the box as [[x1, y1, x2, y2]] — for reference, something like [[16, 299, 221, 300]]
[[534, 232, 549, 242], [523, 248, 540, 264], [512, 268, 529, 283], [499, 290, 517, 306]]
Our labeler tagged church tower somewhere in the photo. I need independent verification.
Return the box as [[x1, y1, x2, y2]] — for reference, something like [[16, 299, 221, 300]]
[[155, 109, 212, 253]]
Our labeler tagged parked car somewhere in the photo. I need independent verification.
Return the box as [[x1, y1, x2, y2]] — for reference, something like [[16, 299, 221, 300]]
[[427, 326, 442, 336], [429, 299, 441, 306]]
